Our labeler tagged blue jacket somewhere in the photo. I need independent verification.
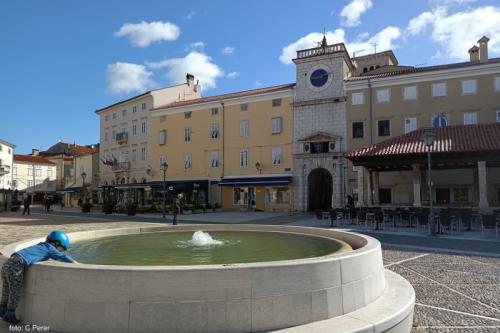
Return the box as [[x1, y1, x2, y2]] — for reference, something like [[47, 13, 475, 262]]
[[15, 242, 74, 267]]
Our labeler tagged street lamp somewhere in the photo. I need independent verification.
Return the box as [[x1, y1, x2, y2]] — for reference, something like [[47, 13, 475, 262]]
[[422, 131, 435, 236], [160, 162, 168, 219], [81, 171, 87, 203], [255, 162, 262, 174]]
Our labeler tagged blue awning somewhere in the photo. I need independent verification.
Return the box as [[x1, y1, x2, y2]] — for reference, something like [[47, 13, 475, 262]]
[[219, 176, 292, 186], [58, 186, 82, 193]]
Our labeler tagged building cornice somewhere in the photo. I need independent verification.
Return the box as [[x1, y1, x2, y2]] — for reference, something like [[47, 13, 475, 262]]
[[345, 62, 500, 90], [150, 89, 294, 116]]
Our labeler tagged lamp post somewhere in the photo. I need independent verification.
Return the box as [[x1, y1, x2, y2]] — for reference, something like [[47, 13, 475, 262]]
[[81, 171, 87, 203], [160, 162, 168, 219], [422, 131, 435, 236]]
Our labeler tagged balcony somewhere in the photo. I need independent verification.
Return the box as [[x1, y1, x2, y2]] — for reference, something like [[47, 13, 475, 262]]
[[112, 161, 130, 172], [116, 132, 128, 145], [0, 162, 10, 176], [296, 43, 346, 59]]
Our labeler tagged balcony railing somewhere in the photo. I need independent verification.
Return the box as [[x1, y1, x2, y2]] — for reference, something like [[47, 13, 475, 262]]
[[116, 132, 128, 144], [112, 161, 130, 172], [0, 163, 10, 176], [296, 43, 346, 59]]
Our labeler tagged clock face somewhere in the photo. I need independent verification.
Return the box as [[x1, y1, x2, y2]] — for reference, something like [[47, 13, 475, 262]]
[[310, 69, 329, 87]]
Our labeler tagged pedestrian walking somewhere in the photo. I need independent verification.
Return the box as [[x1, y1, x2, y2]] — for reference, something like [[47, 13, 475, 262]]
[[22, 195, 31, 216]]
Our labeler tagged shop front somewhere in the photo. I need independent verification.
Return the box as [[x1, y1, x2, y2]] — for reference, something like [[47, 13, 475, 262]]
[[219, 175, 293, 211]]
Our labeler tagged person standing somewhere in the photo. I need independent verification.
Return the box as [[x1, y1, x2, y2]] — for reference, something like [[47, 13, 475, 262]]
[[22, 195, 31, 216], [172, 198, 180, 225]]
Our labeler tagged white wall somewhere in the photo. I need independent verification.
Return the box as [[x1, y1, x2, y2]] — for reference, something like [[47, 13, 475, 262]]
[[13, 162, 57, 192], [0, 142, 14, 190]]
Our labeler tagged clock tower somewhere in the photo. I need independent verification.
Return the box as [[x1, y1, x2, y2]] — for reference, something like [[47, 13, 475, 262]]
[[292, 37, 354, 211]]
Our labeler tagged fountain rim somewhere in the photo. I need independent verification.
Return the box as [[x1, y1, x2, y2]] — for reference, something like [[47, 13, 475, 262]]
[[0, 224, 380, 271]]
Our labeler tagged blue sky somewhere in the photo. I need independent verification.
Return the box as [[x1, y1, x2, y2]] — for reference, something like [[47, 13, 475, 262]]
[[1, 0, 500, 153]]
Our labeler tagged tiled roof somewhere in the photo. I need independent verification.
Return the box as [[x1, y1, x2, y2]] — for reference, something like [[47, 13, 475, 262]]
[[41, 142, 96, 156], [153, 83, 295, 110], [71, 145, 97, 156], [347, 57, 500, 81], [14, 155, 56, 165], [347, 124, 500, 159]]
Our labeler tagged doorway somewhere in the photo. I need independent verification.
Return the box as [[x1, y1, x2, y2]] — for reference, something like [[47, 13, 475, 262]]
[[307, 168, 333, 211]]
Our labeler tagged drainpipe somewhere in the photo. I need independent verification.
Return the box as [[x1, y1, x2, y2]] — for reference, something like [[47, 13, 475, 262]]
[[368, 78, 373, 145], [220, 100, 225, 208]]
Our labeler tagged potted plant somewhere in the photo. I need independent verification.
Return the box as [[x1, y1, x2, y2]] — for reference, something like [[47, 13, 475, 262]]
[[102, 201, 114, 214], [126, 201, 137, 216]]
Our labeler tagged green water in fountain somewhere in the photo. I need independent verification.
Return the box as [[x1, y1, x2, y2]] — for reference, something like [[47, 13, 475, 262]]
[[71, 231, 346, 266]]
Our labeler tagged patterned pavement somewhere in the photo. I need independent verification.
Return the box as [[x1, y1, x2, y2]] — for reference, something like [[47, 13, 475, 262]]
[[0, 210, 499, 332]]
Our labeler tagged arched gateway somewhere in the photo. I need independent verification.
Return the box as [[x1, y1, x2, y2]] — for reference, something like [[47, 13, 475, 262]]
[[307, 168, 333, 211]]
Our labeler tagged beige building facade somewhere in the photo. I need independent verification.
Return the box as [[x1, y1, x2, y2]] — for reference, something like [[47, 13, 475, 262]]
[[150, 85, 295, 211], [345, 37, 500, 208]]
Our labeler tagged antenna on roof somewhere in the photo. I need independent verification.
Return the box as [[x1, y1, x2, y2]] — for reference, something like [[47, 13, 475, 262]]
[[370, 42, 377, 54], [353, 49, 365, 58]]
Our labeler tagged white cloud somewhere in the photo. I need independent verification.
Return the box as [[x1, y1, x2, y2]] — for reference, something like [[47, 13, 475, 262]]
[[188, 41, 205, 51], [106, 62, 156, 95], [184, 11, 196, 19], [227, 71, 240, 79], [406, 6, 500, 60], [279, 27, 401, 64], [146, 52, 224, 90], [114, 21, 180, 47], [429, 0, 478, 9], [222, 46, 235, 55], [254, 81, 262, 87], [340, 0, 373, 27]]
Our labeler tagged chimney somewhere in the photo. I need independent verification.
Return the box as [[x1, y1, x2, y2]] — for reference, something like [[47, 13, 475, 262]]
[[468, 45, 479, 62], [186, 73, 195, 86], [32, 149, 39, 156], [478, 36, 489, 63]]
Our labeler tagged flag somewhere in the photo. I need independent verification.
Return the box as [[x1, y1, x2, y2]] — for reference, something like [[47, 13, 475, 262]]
[[112, 154, 118, 165]]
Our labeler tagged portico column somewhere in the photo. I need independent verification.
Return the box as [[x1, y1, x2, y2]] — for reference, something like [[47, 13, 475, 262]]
[[478, 161, 489, 209], [412, 164, 422, 207], [334, 161, 342, 208], [372, 171, 380, 206], [356, 167, 365, 207], [367, 170, 373, 206]]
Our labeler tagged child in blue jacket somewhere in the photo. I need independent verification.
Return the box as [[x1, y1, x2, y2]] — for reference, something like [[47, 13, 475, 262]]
[[0, 230, 78, 324]]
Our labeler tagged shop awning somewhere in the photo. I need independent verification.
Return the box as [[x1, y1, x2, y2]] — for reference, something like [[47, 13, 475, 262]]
[[114, 184, 151, 190], [58, 186, 82, 193], [219, 175, 292, 186]]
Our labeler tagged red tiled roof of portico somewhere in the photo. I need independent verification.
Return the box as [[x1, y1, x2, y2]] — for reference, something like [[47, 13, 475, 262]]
[[347, 124, 500, 166], [14, 155, 56, 165]]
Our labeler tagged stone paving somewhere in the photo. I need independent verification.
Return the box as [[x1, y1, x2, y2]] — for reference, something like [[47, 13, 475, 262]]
[[0, 210, 499, 332]]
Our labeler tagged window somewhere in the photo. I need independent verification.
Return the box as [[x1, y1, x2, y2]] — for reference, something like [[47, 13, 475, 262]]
[[211, 107, 219, 115], [405, 117, 417, 134], [47, 167, 53, 178], [104, 115, 109, 121], [378, 120, 390, 136], [184, 112, 192, 119], [210, 151, 219, 168], [132, 149, 137, 162], [158, 130, 167, 145], [463, 112, 477, 125], [122, 109, 127, 116], [403, 86, 417, 100], [133, 106, 137, 113], [159, 155, 167, 168], [35, 166, 42, 177], [112, 113, 117, 119], [159, 115, 167, 122], [352, 122, 364, 138], [265, 187, 290, 204], [28, 167, 33, 176], [7, 148, 10, 154], [240, 103, 248, 111], [112, 130, 116, 139], [376, 89, 390, 103], [351, 92, 364, 105], [453, 188, 469, 203], [272, 147, 282, 165], [104, 132, 108, 141], [28, 180, 33, 187], [184, 153, 192, 170], [141, 147, 146, 161], [496, 110, 500, 123], [141, 122, 146, 133], [240, 120, 249, 137], [233, 187, 250, 205], [272, 117, 283, 134], [432, 83, 447, 97], [132, 124, 137, 136], [240, 149, 249, 168], [141, 102, 147, 110], [495, 76, 500, 91], [433, 116, 448, 127], [184, 127, 192, 142], [461, 80, 477, 95], [121, 126, 127, 134], [272, 98, 282, 107], [210, 123, 219, 139]]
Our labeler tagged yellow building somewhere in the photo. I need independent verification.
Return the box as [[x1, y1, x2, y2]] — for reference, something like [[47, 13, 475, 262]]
[[150, 84, 295, 211]]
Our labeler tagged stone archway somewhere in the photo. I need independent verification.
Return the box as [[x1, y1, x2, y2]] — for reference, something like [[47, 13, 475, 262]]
[[307, 168, 333, 211]]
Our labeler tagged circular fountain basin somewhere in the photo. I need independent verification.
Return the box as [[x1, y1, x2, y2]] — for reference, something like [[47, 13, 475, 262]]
[[0, 225, 414, 333]]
